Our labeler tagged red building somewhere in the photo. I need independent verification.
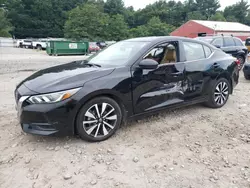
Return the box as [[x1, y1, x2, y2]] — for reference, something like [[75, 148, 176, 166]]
[[171, 20, 250, 41]]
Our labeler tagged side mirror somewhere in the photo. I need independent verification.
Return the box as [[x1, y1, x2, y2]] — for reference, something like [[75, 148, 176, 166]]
[[214, 44, 221, 48], [139, 59, 158, 70]]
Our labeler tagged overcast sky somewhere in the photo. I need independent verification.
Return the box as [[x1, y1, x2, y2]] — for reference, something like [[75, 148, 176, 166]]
[[124, 0, 240, 10]]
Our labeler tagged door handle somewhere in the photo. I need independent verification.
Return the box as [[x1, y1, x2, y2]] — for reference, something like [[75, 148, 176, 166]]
[[213, 63, 220, 68], [171, 72, 183, 77]]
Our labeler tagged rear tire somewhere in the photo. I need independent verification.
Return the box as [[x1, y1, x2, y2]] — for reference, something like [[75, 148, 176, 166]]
[[37, 45, 42, 50], [244, 74, 250, 80], [76, 97, 122, 142], [205, 78, 230, 108]]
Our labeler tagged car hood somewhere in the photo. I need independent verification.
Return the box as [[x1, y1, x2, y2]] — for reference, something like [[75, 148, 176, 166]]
[[19, 61, 115, 93]]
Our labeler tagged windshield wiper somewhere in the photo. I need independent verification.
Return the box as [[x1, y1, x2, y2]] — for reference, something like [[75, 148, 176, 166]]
[[81, 60, 101, 67]]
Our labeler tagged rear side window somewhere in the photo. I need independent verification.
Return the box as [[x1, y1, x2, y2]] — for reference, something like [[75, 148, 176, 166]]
[[224, 37, 235, 47], [234, 38, 243, 46], [183, 42, 205, 61], [212, 38, 223, 47], [203, 45, 212, 57], [246, 40, 250, 45]]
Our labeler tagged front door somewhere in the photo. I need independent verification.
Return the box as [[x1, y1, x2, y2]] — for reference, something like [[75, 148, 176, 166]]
[[131, 42, 185, 114]]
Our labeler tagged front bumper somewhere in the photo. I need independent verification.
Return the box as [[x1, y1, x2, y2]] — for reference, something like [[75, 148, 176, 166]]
[[15, 86, 77, 136]]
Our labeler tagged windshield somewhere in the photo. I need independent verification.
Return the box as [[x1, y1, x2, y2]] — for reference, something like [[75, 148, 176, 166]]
[[85, 41, 149, 66]]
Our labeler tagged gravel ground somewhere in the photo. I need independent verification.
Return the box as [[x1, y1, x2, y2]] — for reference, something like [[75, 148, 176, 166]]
[[0, 47, 250, 188]]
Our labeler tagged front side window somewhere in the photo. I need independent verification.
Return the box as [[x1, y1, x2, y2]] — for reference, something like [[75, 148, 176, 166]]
[[246, 39, 250, 45], [144, 42, 178, 64], [183, 42, 205, 61], [234, 38, 243, 46], [224, 37, 235, 47], [212, 38, 223, 47]]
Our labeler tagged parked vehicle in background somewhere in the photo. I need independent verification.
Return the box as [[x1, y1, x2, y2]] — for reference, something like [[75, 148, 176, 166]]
[[96, 41, 107, 49], [245, 38, 250, 53], [16, 39, 33, 48], [243, 63, 250, 80], [89, 42, 100, 53], [16, 39, 24, 48], [32, 39, 47, 50], [15, 36, 239, 142], [196, 35, 248, 70]]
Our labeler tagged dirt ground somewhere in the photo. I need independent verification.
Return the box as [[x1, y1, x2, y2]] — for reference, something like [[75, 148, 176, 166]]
[[0, 47, 250, 188]]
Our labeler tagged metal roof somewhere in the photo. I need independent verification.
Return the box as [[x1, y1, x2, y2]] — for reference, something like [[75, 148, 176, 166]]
[[193, 20, 250, 32]]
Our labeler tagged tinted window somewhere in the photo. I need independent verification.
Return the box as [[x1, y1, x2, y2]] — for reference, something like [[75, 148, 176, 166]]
[[224, 37, 235, 47], [183, 42, 205, 61], [234, 38, 243, 46], [246, 39, 250, 45], [212, 38, 223, 47], [203, 45, 212, 57]]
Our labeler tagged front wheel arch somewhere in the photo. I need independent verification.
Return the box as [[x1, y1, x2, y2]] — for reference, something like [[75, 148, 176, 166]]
[[73, 93, 127, 135]]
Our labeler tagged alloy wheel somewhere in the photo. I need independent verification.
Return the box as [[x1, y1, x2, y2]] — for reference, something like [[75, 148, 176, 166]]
[[83, 103, 117, 138], [238, 57, 245, 70], [214, 81, 229, 106]]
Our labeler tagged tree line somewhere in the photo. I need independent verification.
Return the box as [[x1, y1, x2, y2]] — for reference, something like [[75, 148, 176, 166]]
[[0, 0, 250, 41]]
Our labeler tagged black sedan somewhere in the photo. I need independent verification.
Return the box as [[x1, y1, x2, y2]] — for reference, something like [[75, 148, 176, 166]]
[[15, 36, 239, 142], [196, 36, 248, 70]]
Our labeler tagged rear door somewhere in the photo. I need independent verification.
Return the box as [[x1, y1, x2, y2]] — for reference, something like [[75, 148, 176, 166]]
[[182, 41, 214, 100], [221, 37, 238, 57]]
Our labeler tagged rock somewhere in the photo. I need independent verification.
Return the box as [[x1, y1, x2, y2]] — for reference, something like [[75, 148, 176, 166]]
[[12, 143, 18, 148], [29, 147, 36, 151], [32, 182, 36, 188], [63, 173, 72, 180], [55, 146, 60, 151], [107, 149, 112, 153], [106, 162, 111, 165], [133, 157, 139, 163], [25, 158, 31, 164], [77, 149, 82, 154], [47, 147, 54, 151], [173, 160, 178, 165], [169, 167, 174, 171], [209, 175, 219, 182], [90, 180, 97, 185], [34, 173, 39, 179], [63, 145, 70, 149], [29, 168, 35, 172], [115, 182, 120, 186], [181, 165, 185, 168], [70, 181, 75, 185], [195, 142, 202, 146]]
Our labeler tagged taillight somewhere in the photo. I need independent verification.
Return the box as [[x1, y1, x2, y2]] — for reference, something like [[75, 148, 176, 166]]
[[235, 59, 240, 66]]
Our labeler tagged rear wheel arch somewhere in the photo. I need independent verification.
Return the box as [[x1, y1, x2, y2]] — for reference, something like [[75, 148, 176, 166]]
[[216, 72, 233, 94]]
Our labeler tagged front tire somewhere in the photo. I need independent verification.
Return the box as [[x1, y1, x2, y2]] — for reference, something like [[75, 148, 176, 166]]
[[76, 97, 122, 142], [205, 78, 230, 108]]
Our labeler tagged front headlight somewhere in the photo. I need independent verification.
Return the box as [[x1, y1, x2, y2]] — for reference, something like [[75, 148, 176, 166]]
[[28, 88, 81, 104]]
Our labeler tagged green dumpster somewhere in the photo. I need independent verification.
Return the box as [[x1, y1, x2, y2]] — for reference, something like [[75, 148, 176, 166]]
[[46, 41, 89, 56]]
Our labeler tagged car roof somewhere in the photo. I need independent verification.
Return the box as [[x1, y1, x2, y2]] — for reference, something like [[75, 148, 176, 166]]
[[124, 36, 198, 42], [124, 36, 217, 49]]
